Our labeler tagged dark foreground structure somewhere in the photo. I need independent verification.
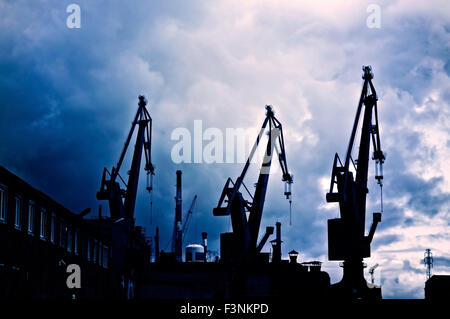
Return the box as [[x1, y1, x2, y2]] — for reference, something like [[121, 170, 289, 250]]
[[325, 66, 384, 300], [0, 164, 330, 300], [144, 259, 330, 299], [0, 165, 150, 299], [425, 275, 450, 302]]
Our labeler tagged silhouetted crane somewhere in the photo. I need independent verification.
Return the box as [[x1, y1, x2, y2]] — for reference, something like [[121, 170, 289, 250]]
[[368, 264, 379, 284], [96, 95, 155, 297], [326, 66, 385, 300], [213, 105, 293, 263], [97, 95, 154, 220], [181, 195, 198, 244]]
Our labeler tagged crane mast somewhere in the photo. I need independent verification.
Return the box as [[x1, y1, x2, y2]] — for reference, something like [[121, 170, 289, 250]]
[[326, 66, 385, 300], [213, 105, 293, 262]]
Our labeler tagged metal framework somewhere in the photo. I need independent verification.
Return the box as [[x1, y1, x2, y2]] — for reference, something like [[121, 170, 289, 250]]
[[424, 249, 433, 280]]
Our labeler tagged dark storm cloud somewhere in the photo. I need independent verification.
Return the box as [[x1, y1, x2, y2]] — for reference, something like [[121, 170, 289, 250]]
[[0, 0, 203, 208], [0, 0, 223, 254]]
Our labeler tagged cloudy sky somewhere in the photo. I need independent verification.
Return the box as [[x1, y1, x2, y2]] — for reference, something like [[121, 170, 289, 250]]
[[1, 0, 449, 298]]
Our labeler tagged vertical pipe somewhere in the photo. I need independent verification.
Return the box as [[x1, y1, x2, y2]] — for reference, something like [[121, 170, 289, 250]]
[[173, 170, 183, 262], [202, 232, 208, 262], [154, 227, 160, 263], [276, 222, 281, 242]]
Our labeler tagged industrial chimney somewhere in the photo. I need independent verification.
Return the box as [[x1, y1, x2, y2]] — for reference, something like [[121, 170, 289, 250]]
[[270, 222, 282, 263], [172, 170, 183, 262]]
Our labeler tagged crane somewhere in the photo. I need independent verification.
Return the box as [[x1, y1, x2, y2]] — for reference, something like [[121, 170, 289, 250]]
[[213, 104, 293, 263], [326, 66, 385, 299], [368, 264, 379, 284], [181, 195, 198, 243], [97, 95, 155, 221], [96, 95, 155, 297]]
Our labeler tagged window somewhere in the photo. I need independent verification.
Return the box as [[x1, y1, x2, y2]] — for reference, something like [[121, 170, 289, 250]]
[[67, 227, 72, 252], [127, 280, 135, 299], [87, 238, 91, 261], [103, 245, 109, 268], [74, 229, 78, 255], [40, 209, 47, 240], [0, 186, 6, 223], [99, 242, 103, 266], [14, 197, 21, 229], [50, 213, 55, 243], [60, 219, 66, 248], [28, 201, 35, 234], [93, 239, 97, 264]]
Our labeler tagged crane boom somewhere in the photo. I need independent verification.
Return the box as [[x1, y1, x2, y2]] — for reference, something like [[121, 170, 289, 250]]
[[181, 195, 198, 238]]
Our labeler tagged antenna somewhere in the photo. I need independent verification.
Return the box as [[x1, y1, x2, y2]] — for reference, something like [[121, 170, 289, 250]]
[[424, 249, 433, 280]]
